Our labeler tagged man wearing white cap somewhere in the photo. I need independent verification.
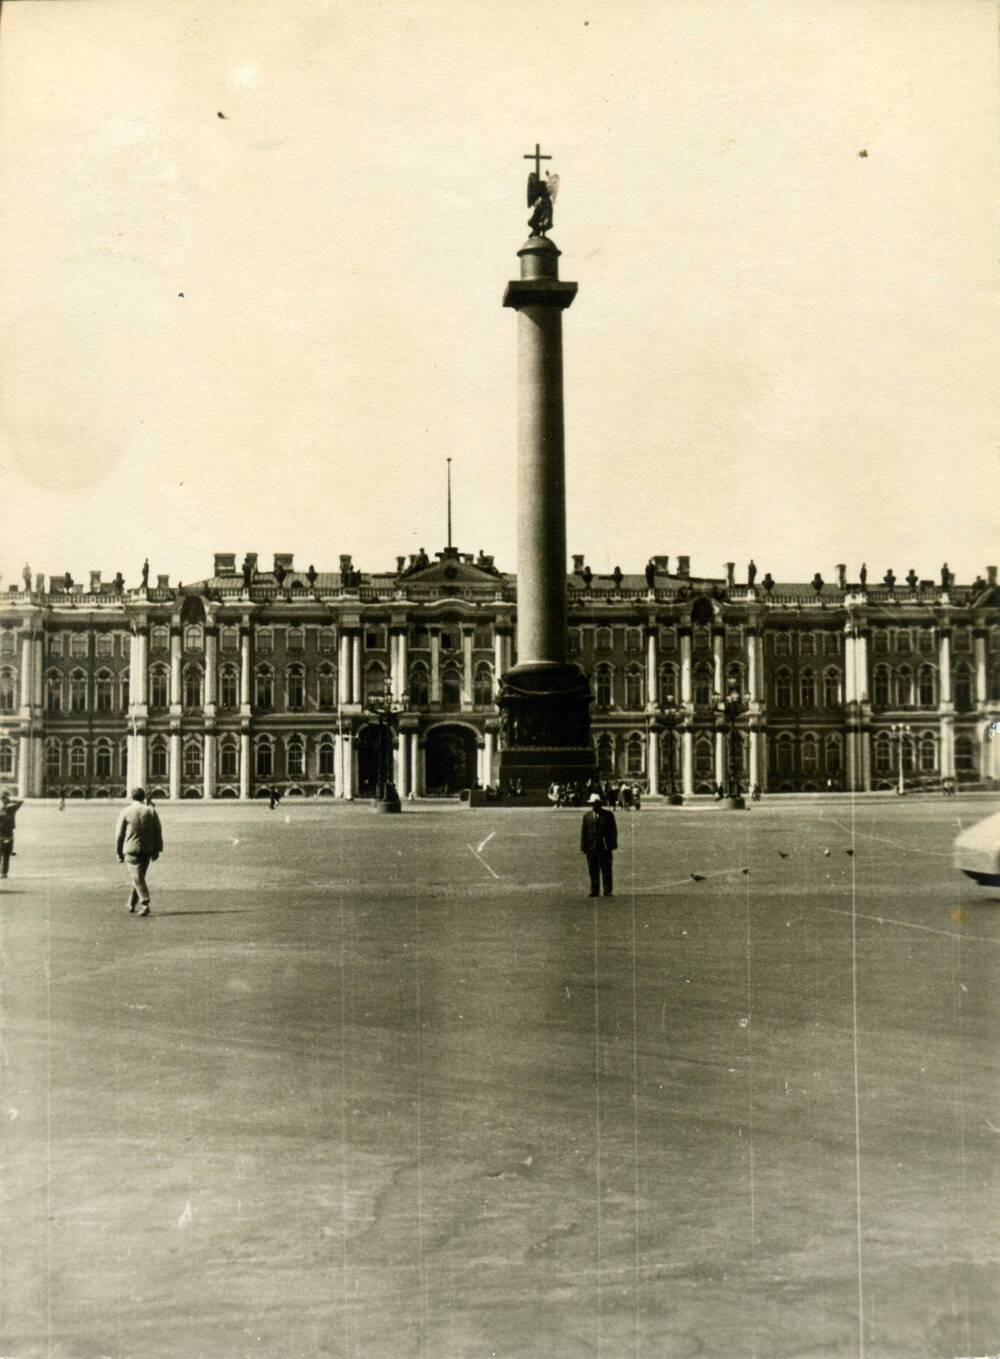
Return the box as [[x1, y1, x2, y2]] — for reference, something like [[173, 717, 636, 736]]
[[580, 791, 618, 898]]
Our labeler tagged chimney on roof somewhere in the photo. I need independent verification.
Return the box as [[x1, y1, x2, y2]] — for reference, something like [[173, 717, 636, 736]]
[[157, 574, 170, 589], [653, 555, 669, 572], [274, 553, 294, 573], [676, 555, 690, 578], [89, 570, 101, 592], [725, 562, 735, 587], [572, 554, 585, 574], [214, 553, 237, 576], [988, 566, 998, 587], [836, 564, 847, 589]]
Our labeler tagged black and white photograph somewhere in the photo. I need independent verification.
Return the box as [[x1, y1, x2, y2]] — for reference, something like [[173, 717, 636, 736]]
[[1, 1, 998, 1355]]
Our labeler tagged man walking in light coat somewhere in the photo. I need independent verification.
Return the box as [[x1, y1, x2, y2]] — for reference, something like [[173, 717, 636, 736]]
[[115, 787, 163, 917]]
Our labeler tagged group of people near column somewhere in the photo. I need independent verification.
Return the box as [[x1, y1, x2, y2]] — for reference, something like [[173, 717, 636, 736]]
[[548, 778, 641, 810]]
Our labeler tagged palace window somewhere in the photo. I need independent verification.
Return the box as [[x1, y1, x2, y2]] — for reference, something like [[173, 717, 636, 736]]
[[659, 626, 677, 650], [319, 740, 335, 777], [568, 628, 582, 654], [319, 628, 336, 653], [919, 735, 937, 772], [774, 669, 792, 709], [96, 634, 114, 658], [726, 626, 742, 651], [255, 667, 273, 710], [775, 738, 793, 776], [365, 629, 385, 651], [287, 738, 305, 778], [694, 665, 713, 708], [184, 625, 203, 652], [412, 627, 429, 650], [95, 671, 114, 714], [626, 733, 644, 775], [595, 665, 613, 707], [825, 735, 842, 775], [69, 742, 87, 778], [695, 736, 714, 777], [257, 628, 273, 654], [45, 742, 61, 780], [70, 671, 88, 713], [47, 634, 63, 658], [872, 631, 888, 655], [183, 666, 203, 711], [0, 740, 14, 775], [597, 734, 614, 775], [953, 665, 973, 712], [726, 662, 744, 693], [774, 632, 790, 657], [219, 666, 238, 708], [70, 634, 89, 659], [219, 743, 238, 780], [287, 665, 306, 710], [150, 666, 169, 710], [659, 663, 678, 705], [0, 632, 16, 657], [799, 633, 815, 656], [954, 736, 975, 773], [288, 627, 305, 653], [896, 630, 912, 654], [624, 666, 643, 709], [693, 626, 710, 652], [625, 628, 642, 653], [120, 672, 129, 711], [94, 741, 113, 778], [365, 663, 386, 706], [902, 737, 916, 773], [318, 665, 337, 709], [918, 665, 936, 707], [874, 735, 892, 775], [474, 664, 493, 707], [221, 626, 239, 652], [823, 670, 841, 707], [47, 673, 62, 713], [409, 665, 429, 707], [873, 666, 891, 708], [474, 625, 492, 649], [256, 740, 273, 777], [0, 668, 15, 714], [919, 629, 935, 653], [595, 627, 612, 653], [953, 628, 971, 653], [441, 666, 461, 708], [183, 741, 203, 782], [800, 735, 818, 773], [439, 629, 457, 653], [825, 633, 840, 657], [150, 742, 169, 779], [896, 667, 913, 708], [151, 626, 169, 652]]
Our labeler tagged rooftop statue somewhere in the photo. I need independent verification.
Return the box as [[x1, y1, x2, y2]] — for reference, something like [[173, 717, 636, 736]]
[[524, 143, 559, 238]]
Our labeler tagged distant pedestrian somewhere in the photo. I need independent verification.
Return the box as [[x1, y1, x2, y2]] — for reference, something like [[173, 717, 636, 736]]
[[580, 792, 618, 898], [0, 792, 24, 880], [268, 787, 277, 810], [751, 783, 762, 802], [59, 787, 66, 811], [115, 787, 163, 917]]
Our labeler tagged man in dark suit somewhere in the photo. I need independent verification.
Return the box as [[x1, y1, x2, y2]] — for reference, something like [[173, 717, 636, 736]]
[[580, 792, 618, 898]]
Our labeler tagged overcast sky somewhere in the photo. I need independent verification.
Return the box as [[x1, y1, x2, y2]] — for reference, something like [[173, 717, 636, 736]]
[[1, 0, 997, 589]]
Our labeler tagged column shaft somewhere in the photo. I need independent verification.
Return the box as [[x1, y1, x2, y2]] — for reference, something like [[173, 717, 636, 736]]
[[240, 732, 251, 799]]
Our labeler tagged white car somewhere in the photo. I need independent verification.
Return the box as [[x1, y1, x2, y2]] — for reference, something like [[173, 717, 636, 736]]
[[953, 809, 1000, 887]]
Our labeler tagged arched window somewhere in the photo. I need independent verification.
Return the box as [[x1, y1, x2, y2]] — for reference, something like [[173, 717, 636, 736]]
[[918, 664, 936, 707], [874, 734, 892, 774], [953, 664, 973, 712], [95, 670, 114, 713], [776, 737, 793, 776], [873, 666, 891, 708], [825, 734, 842, 775], [150, 666, 169, 709], [695, 735, 714, 777], [46, 672, 62, 713], [919, 734, 937, 771], [256, 740, 273, 777], [694, 665, 713, 708], [595, 665, 613, 707], [441, 666, 461, 708], [120, 670, 129, 712], [70, 670, 88, 713], [595, 627, 612, 652], [68, 741, 87, 778], [799, 671, 816, 708], [45, 741, 61, 780], [568, 627, 582, 653], [775, 669, 792, 709], [624, 666, 643, 709], [319, 740, 335, 776], [94, 741, 113, 778], [659, 663, 678, 705], [219, 742, 238, 779], [365, 663, 386, 706], [597, 733, 614, 775], [318, 665, 337, 709], [151, 626, 169, 652], [726, 662, 744, 693], [473, 664, 493, 707], [255, 666, 273, 710], [626, 733, 644, 775], [287, 665, 305, 711], [184, 625, 203, 652], [150, 742, 169, 779], [823, 670, 841, 707], [287, 738, 305, 778], [896, 667, 913, 708], [0, 740, 14, 775], [219, 666, 238, 708], [800, 734, 818, 773], [901, 735, 915, 773], [693, 625, 710, 652], [183, 740, 203, 781], [955, 736, 975, 774], [409, 665, 429, 707], [0, 668, 15, 713], [183, 665, 203, 712]]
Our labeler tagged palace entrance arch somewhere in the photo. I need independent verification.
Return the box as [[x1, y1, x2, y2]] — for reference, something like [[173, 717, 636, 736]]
[[424, 724, 478, 795]]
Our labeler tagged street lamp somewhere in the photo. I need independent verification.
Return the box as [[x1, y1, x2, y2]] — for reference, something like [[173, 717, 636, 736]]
[[889, 722, 909, 795], [652, 702, 685, 804], [365, 677, 408, 813], [715, 683, 748, 808]]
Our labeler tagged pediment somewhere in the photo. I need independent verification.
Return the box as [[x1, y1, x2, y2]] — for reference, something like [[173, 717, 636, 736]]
[[402, 557, 503, 586]]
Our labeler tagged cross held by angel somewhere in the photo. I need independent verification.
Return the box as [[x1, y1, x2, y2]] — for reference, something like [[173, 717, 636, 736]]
[[524, 142, 559, 237]]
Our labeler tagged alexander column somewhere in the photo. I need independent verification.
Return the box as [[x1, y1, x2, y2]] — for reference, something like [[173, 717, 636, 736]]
[[496, 145, 595, 796]]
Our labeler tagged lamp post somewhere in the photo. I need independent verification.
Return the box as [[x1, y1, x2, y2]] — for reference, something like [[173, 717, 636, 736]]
[[715, 683, 748, 809], [889, 721, 908, 795], [365, 677, 407, 813], [653, 702, 685, 804]]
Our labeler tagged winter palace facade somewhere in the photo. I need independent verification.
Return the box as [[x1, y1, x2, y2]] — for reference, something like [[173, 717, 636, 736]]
[[1, 550, 999, 800]]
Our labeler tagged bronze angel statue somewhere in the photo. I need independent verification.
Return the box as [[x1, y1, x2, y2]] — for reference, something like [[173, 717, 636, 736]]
[[527, 169, 559, 237]]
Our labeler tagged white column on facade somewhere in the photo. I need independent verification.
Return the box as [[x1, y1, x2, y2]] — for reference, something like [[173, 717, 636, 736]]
[[410, 732, 421, 795], [389, 633, 399, 700], [714, 729, 725, 787], [133, 732, 147, 789], [430, 630, 441, 703], [17, 735, 30, 798], [647, 728, 659, 794], [483, 730, 494, 786], [169, 628, 181, 708], [240, 731, 251, 799], [712, 630, 724, 697], [680, 630, 692, 703], [974, 631, 987, 704], [18, 631, 34, 711], [204, 630, 217, 716], [844, 631, 856, 703], [746, 631, 758, 704], [351, 635, 361, 707], [341, 733, 354, 798], [494, 631, 505, 688], [334, 728, 344, 796], [462, 630, 474, 706], [938, 630, 952, 706], [646, 629, 658, 708], [682, 728, 694, 795], [203, 733, 216, 799], [856, 632, 869, 704], [398, 631, 408, 700], [32, 636, 43, 709], [240, 629, 252, 710], [396, 730, 409, 797], [169, 732, 180, 799], [338, 632, 351, 704], [749, 728, 760, 789]]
